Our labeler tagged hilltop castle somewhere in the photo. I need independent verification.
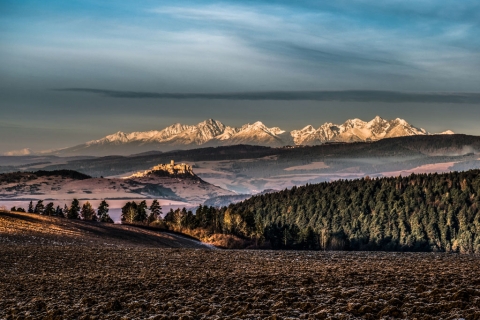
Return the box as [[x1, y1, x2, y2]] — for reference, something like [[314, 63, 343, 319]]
[[126, 160, 194, 178], [155, 160, 193, 175]]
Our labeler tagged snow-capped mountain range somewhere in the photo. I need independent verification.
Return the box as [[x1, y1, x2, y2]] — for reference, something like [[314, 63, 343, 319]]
[[292, 117, 430, 145], [5, 117, 454, 156]]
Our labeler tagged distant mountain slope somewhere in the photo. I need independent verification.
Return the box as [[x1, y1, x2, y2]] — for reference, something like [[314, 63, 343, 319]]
[[218, 121, 291, 147], [0, 165, 235, 203], [7, 116, 453, 156], [0, 210, 209, 248], [203, 189, 278, 207], [30, 135, 480, 194], [28, 134, 480, 175]]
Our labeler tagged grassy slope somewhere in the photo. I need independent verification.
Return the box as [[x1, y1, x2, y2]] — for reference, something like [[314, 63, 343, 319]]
[[0, 210, 209, 249]]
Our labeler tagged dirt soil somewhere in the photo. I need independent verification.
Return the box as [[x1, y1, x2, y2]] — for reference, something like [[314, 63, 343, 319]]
[[1, 247, 480, 319], [1, 211, 480, 319]]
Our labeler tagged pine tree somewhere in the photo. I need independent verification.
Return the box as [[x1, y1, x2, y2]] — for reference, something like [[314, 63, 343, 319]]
[[34, 200, 44, 214], [195, 205, 204, 227], [183, 210, 197, 229], [164, 208, 175, 223], [148, 200, 162, 223], [67, 199, 80, 219], [80, 201, 96, 221], [299, 226, 317, 250], [44, 202, 55, 216], [121, 201, 131, 222], [28, 201, 34, 213], [203, 205, 212, 227], [135, 200, 148, 223], [56, 205, 64, 218], [253, 215, 265, 246], [98, 200, 113, 223]]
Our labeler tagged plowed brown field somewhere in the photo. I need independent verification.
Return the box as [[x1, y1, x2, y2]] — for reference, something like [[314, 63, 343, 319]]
[[1, 211, 480, 319]]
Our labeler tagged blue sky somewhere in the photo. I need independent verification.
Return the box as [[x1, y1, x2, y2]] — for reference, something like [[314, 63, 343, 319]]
[[1, 0, 479, 152]]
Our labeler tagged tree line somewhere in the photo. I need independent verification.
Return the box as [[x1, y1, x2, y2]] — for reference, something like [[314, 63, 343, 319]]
[[121, 200, 162, 224], [11, 199, 114, 223]]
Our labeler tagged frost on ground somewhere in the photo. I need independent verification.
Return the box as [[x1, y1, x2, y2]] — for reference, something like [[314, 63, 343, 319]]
[[0, 246, 479, 319]]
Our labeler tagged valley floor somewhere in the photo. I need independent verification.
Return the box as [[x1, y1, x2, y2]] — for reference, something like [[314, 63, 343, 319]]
[[1, 245, 479, 319]]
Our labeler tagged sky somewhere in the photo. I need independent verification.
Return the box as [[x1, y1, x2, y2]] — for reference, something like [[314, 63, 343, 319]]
[[1, 0, 480, 153]]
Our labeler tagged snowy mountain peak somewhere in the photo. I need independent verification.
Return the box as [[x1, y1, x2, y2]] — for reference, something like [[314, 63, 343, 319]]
[[240, 121, 265, 131], [343, 118, 367, 129], [302, 125, 315, 132], [108, 131, 127, 139], [291, 125, 316, 137], [251, 121, 267, 128], [269, 127, 286, 135], [196, 119, 227, 133], [199, 118, 222, 127], [367, 116, 387, 127], [394, 118, 409, 126], [94, 131, 129, 144], [3, 148, 34, 156], [22, 117, 452, 156], [438, 130, 455, 135]]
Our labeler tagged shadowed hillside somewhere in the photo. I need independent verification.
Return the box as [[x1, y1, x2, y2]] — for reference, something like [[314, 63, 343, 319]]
[[0, 211, 210, 249]]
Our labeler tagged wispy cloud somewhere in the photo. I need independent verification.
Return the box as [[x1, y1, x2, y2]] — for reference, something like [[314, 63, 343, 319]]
[[151, 5, 286, 30], [150, 2, 479, 85], [56, 88, 480, 103]]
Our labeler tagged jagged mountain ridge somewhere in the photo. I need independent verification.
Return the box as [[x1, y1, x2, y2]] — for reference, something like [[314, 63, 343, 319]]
[[291, 116, 429, 145], [16, 116, 453, 156]]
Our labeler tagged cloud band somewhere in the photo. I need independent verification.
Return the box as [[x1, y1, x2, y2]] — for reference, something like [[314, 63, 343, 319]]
[[55, 88, 480, 103]]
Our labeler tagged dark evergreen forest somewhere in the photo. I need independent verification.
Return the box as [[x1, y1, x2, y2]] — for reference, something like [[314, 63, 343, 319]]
[[224, 170, 480, 252]]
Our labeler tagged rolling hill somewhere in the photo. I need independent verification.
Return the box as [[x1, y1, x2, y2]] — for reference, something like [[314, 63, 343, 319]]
[[0, 165, 235, 203], [0, 210, 210, 248]]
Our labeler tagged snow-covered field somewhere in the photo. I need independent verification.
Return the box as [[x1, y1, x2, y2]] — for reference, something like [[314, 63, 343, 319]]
[[284, 161, 329, 171], [379, 162, 457, 177]]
